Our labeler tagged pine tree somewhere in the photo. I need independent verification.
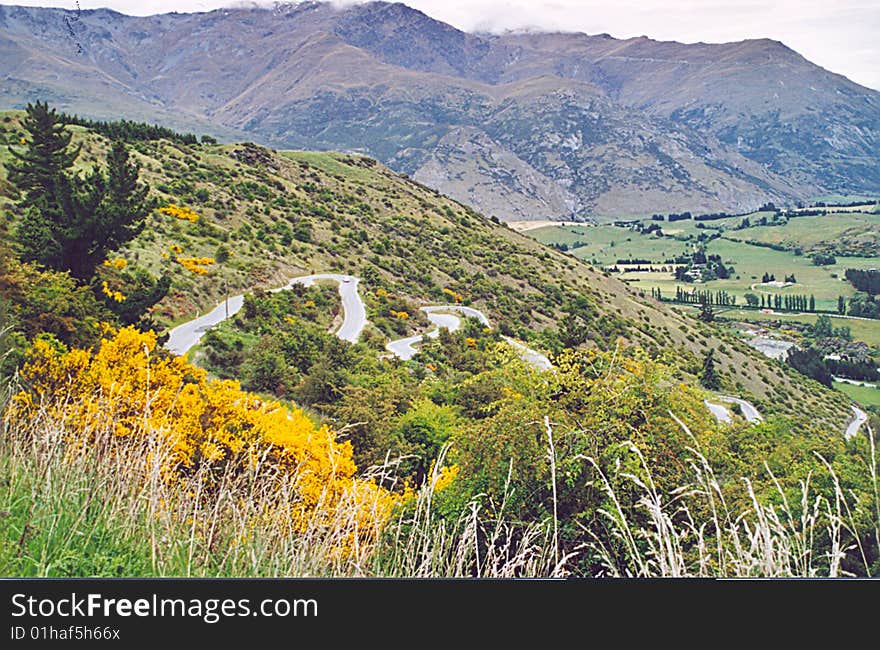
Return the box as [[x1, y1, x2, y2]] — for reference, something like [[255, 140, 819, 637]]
[[699, 349, 721, 390], [61, 141, 151, 279], [698, 301, 715, 322], [8, 101, 80, 209], [9, 101, 80, 265], [9, 102, 152, 280]]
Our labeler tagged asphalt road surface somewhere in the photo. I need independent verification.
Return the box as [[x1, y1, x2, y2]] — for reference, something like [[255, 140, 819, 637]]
[[386, 304, 551, 370], [166, 273, 366, 355]]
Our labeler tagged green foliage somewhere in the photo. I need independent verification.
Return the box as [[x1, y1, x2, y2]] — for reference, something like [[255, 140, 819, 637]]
[[7, 100, 80, 212], [103, 267, 171, 328], [787, 346, 833, 387], [394, 398, 459, 480], [698, 301, 715, 322], [808, 314, 850, 340], [0, 245, 108, 355], [848, 292, 880, 319], [61, 112, 200, 146], [10, 104, 153, 280], [699, 348, 721, 389]]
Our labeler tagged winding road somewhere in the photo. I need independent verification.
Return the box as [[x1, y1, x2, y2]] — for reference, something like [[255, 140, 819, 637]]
[[845, 406, 869, 440], [166, 273, 551, 371], [704, 400, 733, 424], [717, 395, 763, 423], [384, 304, 552, 370], [385, 308, 465, 361], [168, 274, 847, 432], [273, 274, 366, 343], [706, 393, 869, 439], [704, 395, 762, 425], [165, 273, 363, 355]]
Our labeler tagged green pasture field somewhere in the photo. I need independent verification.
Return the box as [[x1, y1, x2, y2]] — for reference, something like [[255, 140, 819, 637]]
[[729, 211, 879, 249], [280, 150, 381, 184], [833, 381, 880, 408], [529, 224, 692, 265], [615, 238, 876, 312], [533, 214, 880, 314], [713, 309, 880, 347]]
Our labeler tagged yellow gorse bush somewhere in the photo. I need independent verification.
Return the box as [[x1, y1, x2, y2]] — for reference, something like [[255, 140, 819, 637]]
[[159, 203, 200, 223], [431, 463, 459, 492], [9, 326, 398, 534], [101, 280, 126, 302], [103, 257, 127, 270], [442, 287, 463, 303], [176, 256, 214, 275]]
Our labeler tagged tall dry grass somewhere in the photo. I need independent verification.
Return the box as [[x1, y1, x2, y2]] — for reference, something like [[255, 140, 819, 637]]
[[579, 413, 879, 577], [0, 389, 563, 577], [1, 386, 877, 577]]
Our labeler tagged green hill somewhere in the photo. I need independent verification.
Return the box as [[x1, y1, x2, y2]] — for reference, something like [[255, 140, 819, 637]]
[[3, 108, 878, 579], [0, 110, 853, 430]]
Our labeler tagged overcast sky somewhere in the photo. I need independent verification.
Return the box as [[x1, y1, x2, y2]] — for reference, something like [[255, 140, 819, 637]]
[[4, 0, 879, 90]]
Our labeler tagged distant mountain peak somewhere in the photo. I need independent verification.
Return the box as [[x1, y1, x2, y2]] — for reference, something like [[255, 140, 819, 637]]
[[1, 2, 877, 217]]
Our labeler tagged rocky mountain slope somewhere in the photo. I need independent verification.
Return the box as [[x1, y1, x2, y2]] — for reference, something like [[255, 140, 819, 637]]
[[1, 2, 878, 220]]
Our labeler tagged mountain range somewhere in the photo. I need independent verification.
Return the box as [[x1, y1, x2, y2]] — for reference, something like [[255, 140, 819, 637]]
[[1, 1, 879, 219]]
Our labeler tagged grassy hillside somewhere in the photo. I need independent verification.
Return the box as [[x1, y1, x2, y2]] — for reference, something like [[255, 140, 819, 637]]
[[0, 110, 854, 430]]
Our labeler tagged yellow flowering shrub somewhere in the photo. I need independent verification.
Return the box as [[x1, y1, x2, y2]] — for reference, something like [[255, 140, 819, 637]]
[[442, 287, 463, 303], [159, 203, 200, 223], [9, 326, 397, 533], [100, 280, 126, 302], [432, 463, 459, 492], [103, 257, 127, 270], [390, 310, 409, 320], [176, 256, 214, 275]]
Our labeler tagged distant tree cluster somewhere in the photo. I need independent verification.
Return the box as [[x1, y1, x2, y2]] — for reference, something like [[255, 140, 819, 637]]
[[787, 346, 833, 387], [760, 271, 796, 283], [845, 268, 880, 295], [693, 211, 735, 222], [809, 315, 851, 341], [812, 253, 837, 266], [847, 292, 880, 319], [672, 250, 733, 283], [60, 112, 212, 146], [674, 287, 736, 307]]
